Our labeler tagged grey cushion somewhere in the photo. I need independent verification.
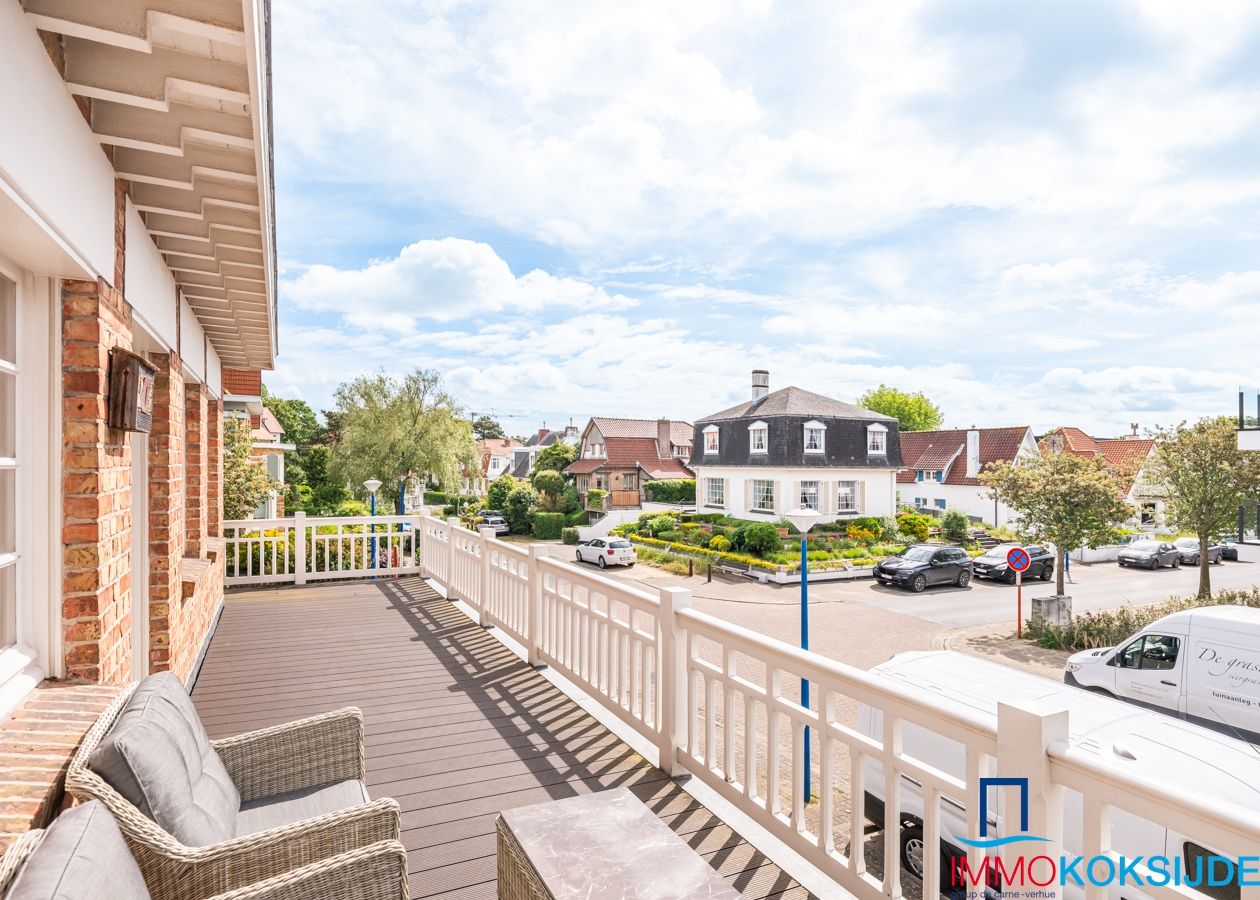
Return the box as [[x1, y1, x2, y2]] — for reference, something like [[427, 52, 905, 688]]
[[88, 672, 240, 847], [7, 801, 150, 899], [235, 779, 369, 838]]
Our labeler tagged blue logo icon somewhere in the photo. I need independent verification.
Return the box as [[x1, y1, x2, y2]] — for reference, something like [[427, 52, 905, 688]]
[[957, 777, 1050, 849]]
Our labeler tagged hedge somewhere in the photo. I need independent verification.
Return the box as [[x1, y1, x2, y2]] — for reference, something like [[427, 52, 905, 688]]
[[531, 511, 565, 540], [423, 491, 451, 506], [561, 527, 581, 545], [644, 479, 696, 503], [626, 534, 878, 573]]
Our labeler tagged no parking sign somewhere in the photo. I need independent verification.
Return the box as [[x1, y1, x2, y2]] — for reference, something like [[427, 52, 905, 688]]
[[1006, 547, 1031, 572], [1007, 546, 1030, 637]]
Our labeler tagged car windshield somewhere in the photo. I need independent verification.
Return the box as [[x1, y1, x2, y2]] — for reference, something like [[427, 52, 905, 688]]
[[1174, 538, 1198, 548], [985, 543, 1022, 557], [609, 540, 632, 549], [899, 547, 936, 562], [1130, 541, 1161, 551]]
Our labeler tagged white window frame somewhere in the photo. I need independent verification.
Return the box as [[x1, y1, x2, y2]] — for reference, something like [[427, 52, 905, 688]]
[[703, 425, 719, 454], [867, 422, 888, 455], [705, 477, 725, 508], [0, 265, 56, 717], [803, 420, 825, 454], [799, 480, 819, 510], [748, 421, 768, 454], [837, 481, 860, 514], [751, 479, 775, 512]]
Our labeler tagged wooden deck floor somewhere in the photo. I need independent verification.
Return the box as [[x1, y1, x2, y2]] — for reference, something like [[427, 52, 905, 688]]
[[192, 577, 813, 900]]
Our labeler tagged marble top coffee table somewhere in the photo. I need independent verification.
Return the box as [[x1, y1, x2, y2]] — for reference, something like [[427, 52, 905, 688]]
[[496, 788, 743, 900]]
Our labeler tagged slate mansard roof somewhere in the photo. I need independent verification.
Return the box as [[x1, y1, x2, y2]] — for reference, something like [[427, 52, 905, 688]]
[[696, 386, 897, 424]]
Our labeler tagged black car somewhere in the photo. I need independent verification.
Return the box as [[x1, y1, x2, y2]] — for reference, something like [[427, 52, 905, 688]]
[[1117, 540, 1180, 569], [1215, 534, 1240, 561], [971, 543, 1054, 583], [874, 544, 973, 592], [1173, 537, 1225, 566]]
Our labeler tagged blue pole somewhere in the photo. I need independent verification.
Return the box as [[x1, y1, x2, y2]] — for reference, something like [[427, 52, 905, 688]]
[[369, 491, 377, 578], [801, 534, 810, 801]]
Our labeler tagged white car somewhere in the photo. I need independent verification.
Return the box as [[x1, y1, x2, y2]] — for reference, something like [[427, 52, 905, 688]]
[[482, 515, 510, 536], [576, 537, 637, 568]]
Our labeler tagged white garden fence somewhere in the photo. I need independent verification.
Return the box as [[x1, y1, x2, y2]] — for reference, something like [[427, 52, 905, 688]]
[[227, 511, 1260, 900]]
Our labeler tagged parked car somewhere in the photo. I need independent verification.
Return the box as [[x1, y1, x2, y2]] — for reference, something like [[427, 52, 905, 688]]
[[1172, 537, 1224, 566], [1117, 539, 1180, 569], [1064, 605, 1260, 743], [970, 543, 1054, 583], [482, 515, 510, 536], [576, 537, 637, 568], [873, 544, 972, 593], [1215, 533, 1240, 561]]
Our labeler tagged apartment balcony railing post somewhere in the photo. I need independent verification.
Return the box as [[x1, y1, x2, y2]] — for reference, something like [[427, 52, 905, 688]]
[[293, 510, 307, 586], [656, 586, 691, 777], [527, 545, 547, 667], [477, 525, 497, 627], [409, 513, 425, 571], [996, 701, 1068, 889]]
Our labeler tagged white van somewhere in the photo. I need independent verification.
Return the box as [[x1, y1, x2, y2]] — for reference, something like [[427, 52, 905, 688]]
[[1064, 606, 1260, 742], [861, 651, 1260, 898]]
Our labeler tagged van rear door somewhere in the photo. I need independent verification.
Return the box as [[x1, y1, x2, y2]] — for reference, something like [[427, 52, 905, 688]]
[[1185, 635, 1260, 738], [1113, 633, 1184, 712]]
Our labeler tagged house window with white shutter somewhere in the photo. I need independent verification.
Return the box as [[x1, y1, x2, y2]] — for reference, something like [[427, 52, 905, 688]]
[[748, 421, 768, 454], [799, 481, 819, 510], [705, 478, 725, 508], [751, 479, 775, 512], [837, 481, 859, 514]]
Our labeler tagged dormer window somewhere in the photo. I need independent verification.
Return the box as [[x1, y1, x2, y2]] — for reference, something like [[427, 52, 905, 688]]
[[803, 420, 825, 454], [748, 421, 768, 454], [866, 423, 888, 455], [703, 425, 719, 454]]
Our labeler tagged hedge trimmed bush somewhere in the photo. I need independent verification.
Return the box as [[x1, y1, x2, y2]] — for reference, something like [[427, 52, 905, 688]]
[[531, 511, 565, 540], [738, 522, 782, 557], [941, 508, 970, 543], [423, 491, 450, 506], [561, 527, 581, 545], [897, 512, 933, 543], [644, 479, 696, 503], [709, 534, 731, 552]]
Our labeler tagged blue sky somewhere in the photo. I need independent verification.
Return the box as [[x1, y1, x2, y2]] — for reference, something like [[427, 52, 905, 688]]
[[266, 0, 1260, 438]]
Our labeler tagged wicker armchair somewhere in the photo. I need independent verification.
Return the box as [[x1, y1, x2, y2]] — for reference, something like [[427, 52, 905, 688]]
[[66, 683, 402, 900]]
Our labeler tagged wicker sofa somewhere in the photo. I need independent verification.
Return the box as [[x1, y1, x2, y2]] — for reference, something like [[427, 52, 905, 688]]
[[0, 800, 408, 900], [65, 673, 403, 900]]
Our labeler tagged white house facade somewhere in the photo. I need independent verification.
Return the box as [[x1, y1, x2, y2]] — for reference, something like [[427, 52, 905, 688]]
[[691, 371, 901, 523], [897, 426, 1039, 525]]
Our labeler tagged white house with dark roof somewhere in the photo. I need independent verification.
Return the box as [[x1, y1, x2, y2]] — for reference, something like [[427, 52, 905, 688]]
[[691, 371, 902, 522]]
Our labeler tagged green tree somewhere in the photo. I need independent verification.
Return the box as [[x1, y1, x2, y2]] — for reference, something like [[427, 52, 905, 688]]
[[487, 474, 517, 511], [472, 415, 506, 440], [857, 384, 943, 432], [505, 482, 538, 533], [532, 469, 566, 511], [223, 416, 276, 520], [941, 508, 970, 543], [533, 441, 576, 474], [263, 388, 345, 513], [981, 452, 1133, 597], [1146, 417, 1260, 598], [328, 369, 477, 500]]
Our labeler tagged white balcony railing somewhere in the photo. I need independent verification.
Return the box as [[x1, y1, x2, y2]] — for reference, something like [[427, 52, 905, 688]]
[[227, 512, 1260, 900]]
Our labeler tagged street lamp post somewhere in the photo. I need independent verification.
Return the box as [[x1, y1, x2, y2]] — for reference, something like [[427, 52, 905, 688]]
[[363, 478, 382, 576], [784, 505, 823, 802]]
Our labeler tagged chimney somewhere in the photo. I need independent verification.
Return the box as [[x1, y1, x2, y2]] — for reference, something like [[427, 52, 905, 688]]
[[657, 418, 671, 459], [965, 428, 980, 478], [537, 427, 548, 443], [751, 369, 769, 402], [1128, 422, 1139, 439]]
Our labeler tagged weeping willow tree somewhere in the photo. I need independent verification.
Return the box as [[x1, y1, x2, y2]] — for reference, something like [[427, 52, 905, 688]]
[[328, 369, 477, 504]]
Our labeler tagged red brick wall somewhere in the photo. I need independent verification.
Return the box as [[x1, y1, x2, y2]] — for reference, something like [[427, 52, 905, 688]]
[[146, 353, 185, 675], [184, 383, 208, 556], [172, 553, 224, 682], [207, 397, 223, 537], [61, 279, 134, 684], [221, 367, 262, 397]]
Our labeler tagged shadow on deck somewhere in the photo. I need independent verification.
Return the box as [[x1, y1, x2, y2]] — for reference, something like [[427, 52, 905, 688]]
[[191, 576, 812, 900]]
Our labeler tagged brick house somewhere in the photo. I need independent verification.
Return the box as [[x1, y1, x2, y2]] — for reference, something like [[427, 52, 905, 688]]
[[896, 426, 1040, 525], [566, 417, 694, 510], [0, 0, 275, 842]]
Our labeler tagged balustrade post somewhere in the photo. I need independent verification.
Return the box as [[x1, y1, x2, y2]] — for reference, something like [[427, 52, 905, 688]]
[[527, 545, 547, 667], [657, 586, 691, 777], [995, 701, 1068, 890], [477, 526, 496, 627], [293, 511, 307, 586], [446, 517, 461, 598], [409, 513, 425, 570]]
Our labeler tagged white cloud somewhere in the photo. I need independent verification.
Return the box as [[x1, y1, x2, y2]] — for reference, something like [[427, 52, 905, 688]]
[[284, 238, 632, 322]]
